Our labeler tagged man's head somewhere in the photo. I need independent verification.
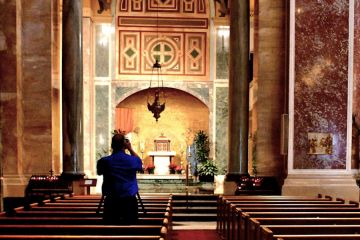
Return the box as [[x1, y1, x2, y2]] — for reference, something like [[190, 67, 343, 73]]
[[111, 133, 127, 153]]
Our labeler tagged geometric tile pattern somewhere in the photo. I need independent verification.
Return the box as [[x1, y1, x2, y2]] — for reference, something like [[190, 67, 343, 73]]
[[185, 33, 206, 75], [117, 0, 209, 79], [119, 0, 206, 15], [142, 32, 183, 74], [119, 31, 206, 76], [119, 32, 140, 73]]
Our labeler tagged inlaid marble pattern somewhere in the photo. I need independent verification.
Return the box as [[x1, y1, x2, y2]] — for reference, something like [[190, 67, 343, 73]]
[[119, 0, 207, 14], [293, 0, 349, 169], [215, 86, 228, 173], [117, 0, 209, 81]]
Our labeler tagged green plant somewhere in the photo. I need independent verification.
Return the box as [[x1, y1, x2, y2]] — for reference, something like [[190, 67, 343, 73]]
[[197, 160, 218, 177], [194, 130, 210, 163]]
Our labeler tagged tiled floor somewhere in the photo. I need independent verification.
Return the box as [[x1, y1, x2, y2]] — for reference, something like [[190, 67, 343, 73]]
[[173, 221, 216, 230]]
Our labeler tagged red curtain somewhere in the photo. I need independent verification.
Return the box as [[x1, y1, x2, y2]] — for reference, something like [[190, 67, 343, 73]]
[[115, 108, 134, 134]]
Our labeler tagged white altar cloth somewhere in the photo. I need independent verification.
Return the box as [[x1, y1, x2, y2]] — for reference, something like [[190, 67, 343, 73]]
[[148, 151, 176, 175]]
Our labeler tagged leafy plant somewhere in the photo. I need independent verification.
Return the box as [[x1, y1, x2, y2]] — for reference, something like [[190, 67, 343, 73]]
[[194, 130, 210, 163], [197, 160, 218, 177]]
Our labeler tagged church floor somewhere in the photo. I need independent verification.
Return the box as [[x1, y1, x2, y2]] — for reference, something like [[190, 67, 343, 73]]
[[171, 229, 220, 240]]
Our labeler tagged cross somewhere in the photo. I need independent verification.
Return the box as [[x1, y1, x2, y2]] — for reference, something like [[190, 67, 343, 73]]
[[49, 169, 54, 176]]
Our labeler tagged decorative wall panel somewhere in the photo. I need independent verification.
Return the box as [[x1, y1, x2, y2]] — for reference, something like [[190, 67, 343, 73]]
[[119, 32, 140, 74], [293, 0, 349, 169], [131, 0, 143, 12], [142, 32, 183, 74], [146, 0, 180, 12], [185, 33, 205, 75], [117, 0, 209, 80]]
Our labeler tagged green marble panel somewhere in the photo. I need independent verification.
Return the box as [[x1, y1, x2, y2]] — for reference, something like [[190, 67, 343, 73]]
[[215, 87, 229, 174], [216, 31, 229, 79], [115, 87, 137, 102], [95, 24, 110, 77], [95, 85, 110, 159], [189, 86, 209, 103]]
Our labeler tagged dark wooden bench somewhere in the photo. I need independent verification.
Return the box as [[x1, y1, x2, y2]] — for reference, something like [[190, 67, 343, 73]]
[[261, 225, 360, 240], [217, 195, 334, 237], [276, 235, 360, 240], [222, 204, 359, 240], [0, 194, 172, 240], [239, 211, 360, 240], [0, 235, 166, 240], [0, 225, 167, 236], [0, 216, 168, 225], [249, 217, 360, 240]]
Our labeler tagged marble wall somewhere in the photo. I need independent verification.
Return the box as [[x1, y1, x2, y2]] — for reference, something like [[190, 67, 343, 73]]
[[0, 1, 17, 175], [95, 85, 110, 159], [293, 0, 349, 169], [353, 0, 360, 168], [215, 86, 228, 174], [0, 0, 55, 196]]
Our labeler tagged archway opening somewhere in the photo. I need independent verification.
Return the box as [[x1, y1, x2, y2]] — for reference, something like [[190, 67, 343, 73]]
[[116, 87, 209, 174]]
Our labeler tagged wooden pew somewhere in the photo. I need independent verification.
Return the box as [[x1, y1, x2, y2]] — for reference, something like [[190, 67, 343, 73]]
[[217, 195, 333, 236], [228, 204, 359, 240], [0, 216, 168, 225], [219, 199, 356, 240], [276, 235, 360, 240], [261, 225, 360, 240], [0, 236, 166, 240], [249, 217, 360, 240], [0, 194, 172, 240], [0, 225, 167, 236], [239, 211, 360, 240]]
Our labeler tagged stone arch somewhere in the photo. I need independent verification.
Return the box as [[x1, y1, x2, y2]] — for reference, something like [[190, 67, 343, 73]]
[[114, 85, 210, 109]]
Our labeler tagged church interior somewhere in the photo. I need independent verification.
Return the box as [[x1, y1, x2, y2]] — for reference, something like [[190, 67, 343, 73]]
[[2, 0, 360, 239]]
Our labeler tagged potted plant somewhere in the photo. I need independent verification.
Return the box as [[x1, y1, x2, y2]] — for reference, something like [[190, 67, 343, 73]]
[[194, 130, 210, 164], [145, 164, 155, 174], [197, 160, 218, 182], [169, 163, 177, 174], [175, 165, 183, 174]]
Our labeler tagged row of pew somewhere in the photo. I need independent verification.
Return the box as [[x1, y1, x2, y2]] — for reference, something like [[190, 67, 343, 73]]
[[217, 194, 360, 240], [0, 194, 172, 240]]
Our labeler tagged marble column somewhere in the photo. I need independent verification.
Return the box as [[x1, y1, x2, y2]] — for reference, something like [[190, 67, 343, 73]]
[[62, 0, 84, 177], [226, 0, 250, 180]]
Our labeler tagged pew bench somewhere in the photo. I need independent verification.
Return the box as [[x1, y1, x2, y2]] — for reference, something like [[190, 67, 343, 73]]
[[0, 224, 167, 236], [261, 225, 360, 240], [0, 235, 166, 240], [0, 216, 168, 225], [248, 217, 360, 240], [225, 205, 360, 240], [276, 235, 360, 240], [217, 195, 335, 237]]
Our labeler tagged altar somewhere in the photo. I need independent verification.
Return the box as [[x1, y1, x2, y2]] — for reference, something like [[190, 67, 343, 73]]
[[148, 151, 176, 175], [148, 134, 176, 175]]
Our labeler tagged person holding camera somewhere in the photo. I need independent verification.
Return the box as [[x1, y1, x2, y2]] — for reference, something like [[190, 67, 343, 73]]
[[97, 133, 142, 225]]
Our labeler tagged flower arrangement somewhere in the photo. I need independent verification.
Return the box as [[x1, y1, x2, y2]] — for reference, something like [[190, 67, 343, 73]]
[[175, 165, 183, 174], [145, 164, 155, 174], [169, 163, 177, 174]]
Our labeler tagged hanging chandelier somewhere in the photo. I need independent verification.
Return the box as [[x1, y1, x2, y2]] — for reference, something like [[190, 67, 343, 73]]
[[147, 2, 166, 122], [147, 59, 166, 122]]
